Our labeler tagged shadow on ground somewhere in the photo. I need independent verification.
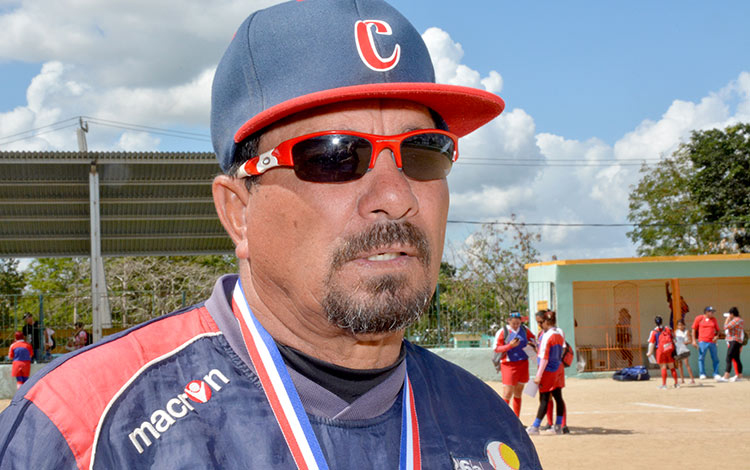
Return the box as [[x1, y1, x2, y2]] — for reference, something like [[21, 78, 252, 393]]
[[565, 426, 635, 435]]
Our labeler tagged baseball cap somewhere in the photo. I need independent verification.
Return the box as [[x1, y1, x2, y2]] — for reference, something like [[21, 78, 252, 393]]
[[211, 0, 505, 173], [704, 306, 715, 312]]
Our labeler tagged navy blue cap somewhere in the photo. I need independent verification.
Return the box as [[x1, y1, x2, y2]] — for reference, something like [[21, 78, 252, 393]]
[[211, 0, 505, 173], [704, 306, 715, 312]]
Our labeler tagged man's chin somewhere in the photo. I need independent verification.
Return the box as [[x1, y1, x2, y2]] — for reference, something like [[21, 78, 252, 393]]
[[322, 286, 431, 336]]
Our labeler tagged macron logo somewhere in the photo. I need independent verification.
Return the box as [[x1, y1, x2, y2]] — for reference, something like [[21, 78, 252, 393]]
[[128, 369, 230, 454], [184, 380, 212, 403]]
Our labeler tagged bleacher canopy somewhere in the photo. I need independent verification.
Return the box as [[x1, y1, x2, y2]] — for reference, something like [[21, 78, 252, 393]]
[[0, 151, 234, 258]]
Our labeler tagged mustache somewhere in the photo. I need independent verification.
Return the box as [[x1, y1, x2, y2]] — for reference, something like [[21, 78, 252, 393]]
[[330, 221, 431, 270]]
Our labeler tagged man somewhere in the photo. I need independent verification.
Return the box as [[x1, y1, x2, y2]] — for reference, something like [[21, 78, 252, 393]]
[[0, 1, 540, 469], [691, 306, 724, 381], [21, 313, 40, 361]]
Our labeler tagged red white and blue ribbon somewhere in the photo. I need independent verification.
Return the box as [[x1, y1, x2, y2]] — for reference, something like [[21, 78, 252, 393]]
[[231, 279, 421, 470]]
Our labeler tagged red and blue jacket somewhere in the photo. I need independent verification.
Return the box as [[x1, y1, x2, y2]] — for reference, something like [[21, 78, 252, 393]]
[[0, 275, 541, 469]]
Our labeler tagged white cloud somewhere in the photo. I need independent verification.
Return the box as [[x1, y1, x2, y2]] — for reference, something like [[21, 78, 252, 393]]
[[423, 27, 503, 92], [0, 60, 214, 150], [424, 27, 750, 260], [0, 0, 280, 151], [115, 132, 160, 152], [734, 72, 750, 119], [450, 185, 535, 220], [0, 0, 282, 87], [2, 6, 750, 263], [614, 94, 730, 161]]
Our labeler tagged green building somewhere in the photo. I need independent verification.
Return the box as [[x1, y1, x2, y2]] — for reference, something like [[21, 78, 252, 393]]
[[526, 254, 750, 376]]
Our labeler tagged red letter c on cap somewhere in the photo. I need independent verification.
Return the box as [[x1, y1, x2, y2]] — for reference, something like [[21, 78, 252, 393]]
[[355, 20, 401, 72]]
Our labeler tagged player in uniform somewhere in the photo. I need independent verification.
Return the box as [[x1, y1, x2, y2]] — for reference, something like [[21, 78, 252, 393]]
[[527, 310, 566, 435], [494, 311, 536, 417], [648, 315, 679, 389], [8, 332, 34, 390], [0, 1, 541, 469]]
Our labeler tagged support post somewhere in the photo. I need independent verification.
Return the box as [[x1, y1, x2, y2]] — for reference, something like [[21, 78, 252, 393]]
[[670, 279, 682, 328], [435, 282, 441, 347], [90, 163, 103, 342], [83, 117, 112, 343], [37, 294, 45, 360]]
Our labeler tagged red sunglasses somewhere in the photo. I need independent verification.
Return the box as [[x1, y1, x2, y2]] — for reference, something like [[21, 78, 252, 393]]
[[238, 129, 459, 183]]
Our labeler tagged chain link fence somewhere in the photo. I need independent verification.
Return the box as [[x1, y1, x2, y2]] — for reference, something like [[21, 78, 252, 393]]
[[2, 286, 515, 359]]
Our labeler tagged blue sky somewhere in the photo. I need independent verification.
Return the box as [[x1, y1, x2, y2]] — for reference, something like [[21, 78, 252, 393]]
[[1, 0, 749, 261], [394, 0, 750, 144]]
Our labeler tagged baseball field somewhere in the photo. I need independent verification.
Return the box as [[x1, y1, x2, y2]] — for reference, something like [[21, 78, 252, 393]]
[[487, 376, 750, 469], [1, 376, 747, 468]]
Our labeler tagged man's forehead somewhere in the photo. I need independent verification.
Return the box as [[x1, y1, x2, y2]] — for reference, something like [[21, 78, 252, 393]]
[[258, 99, 435, 149]]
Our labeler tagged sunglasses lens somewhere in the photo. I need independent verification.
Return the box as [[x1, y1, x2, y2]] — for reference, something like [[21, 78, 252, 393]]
[[400, 133, 456, 180], [292, 135, 371, 182]]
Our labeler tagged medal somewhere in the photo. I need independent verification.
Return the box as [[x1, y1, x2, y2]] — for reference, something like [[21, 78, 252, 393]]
[[231, 280, 421, 469]]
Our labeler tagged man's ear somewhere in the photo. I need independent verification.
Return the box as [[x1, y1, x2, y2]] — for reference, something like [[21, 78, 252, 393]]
[[213, 175, 251, 259]]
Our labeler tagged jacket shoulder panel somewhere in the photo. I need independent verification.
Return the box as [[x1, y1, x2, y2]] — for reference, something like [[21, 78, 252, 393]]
[[23, 305, 220, 470]]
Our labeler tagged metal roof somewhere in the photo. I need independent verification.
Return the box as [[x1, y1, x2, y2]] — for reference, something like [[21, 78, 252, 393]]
[[0, 151, 234, 257]]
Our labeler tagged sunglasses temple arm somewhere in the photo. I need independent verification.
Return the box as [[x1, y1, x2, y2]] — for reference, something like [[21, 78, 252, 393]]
[[239, 149, 280, 177]]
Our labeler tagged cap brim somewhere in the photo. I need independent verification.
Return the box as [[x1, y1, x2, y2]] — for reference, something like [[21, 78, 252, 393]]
[[234, 82, 505, 143]]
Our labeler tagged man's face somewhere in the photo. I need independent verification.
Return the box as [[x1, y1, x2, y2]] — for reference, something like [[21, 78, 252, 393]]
[[706, 309, 714, 318], [240, 99, 449, 336]]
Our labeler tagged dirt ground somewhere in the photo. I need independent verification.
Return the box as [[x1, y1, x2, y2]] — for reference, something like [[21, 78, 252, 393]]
[[1, 377, 748, 469], [487, 376, 750, 469]]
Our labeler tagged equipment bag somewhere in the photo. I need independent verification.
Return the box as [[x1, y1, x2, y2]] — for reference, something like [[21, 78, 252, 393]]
[[561, 341, 575, 368], [612, 365, 650, 381]]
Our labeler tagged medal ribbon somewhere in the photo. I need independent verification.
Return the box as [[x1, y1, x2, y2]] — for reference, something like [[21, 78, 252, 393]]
[[231, 280, 420, 470]]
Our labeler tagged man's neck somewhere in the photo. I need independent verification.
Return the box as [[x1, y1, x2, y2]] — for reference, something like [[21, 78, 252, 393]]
[[238, 269, 404, 370], [277, 342, 406, 403]]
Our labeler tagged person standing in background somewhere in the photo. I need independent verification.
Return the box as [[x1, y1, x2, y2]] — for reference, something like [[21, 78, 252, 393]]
[[648, 316, 679, 389], [494, 311, 536, 417], [720, 307, 744, 382], [66, 322, 88, 351], [615, 308, 633, 367], [8, 332, 33, 390], [691, 306, 724, 381], [674, 319, 695, 385], [21, 314, 40, 361], [527, 310, 566, 436], [43, 327, 56, 362], [665, 282, 690, 327]]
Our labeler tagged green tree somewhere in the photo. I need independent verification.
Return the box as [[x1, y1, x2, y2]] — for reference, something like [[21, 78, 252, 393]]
[[105, 255, 236, 326], [458, 218, 541, 321], [410, 217, 540, 346], [627, 123, 750, 255], [626, 150, 716, 255], [0, 258, 26, 328], [22, 258, 90, 326], [687, 124, 750, 251], [16, 255, 236, 329]]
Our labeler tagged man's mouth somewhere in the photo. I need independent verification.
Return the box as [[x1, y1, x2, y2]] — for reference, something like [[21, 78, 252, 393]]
[[329, 221, 431, 270], [365, 252, 406, 262]]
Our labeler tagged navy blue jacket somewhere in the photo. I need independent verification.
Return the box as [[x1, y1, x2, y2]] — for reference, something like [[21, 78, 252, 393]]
[[0, 276, 540, 469]]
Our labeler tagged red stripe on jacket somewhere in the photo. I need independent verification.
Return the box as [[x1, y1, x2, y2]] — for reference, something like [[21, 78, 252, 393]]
[[24, 306, 219, 470]]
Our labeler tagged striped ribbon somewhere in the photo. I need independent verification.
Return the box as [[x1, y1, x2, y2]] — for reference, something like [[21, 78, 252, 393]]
[[231, 280, 421, 469]]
